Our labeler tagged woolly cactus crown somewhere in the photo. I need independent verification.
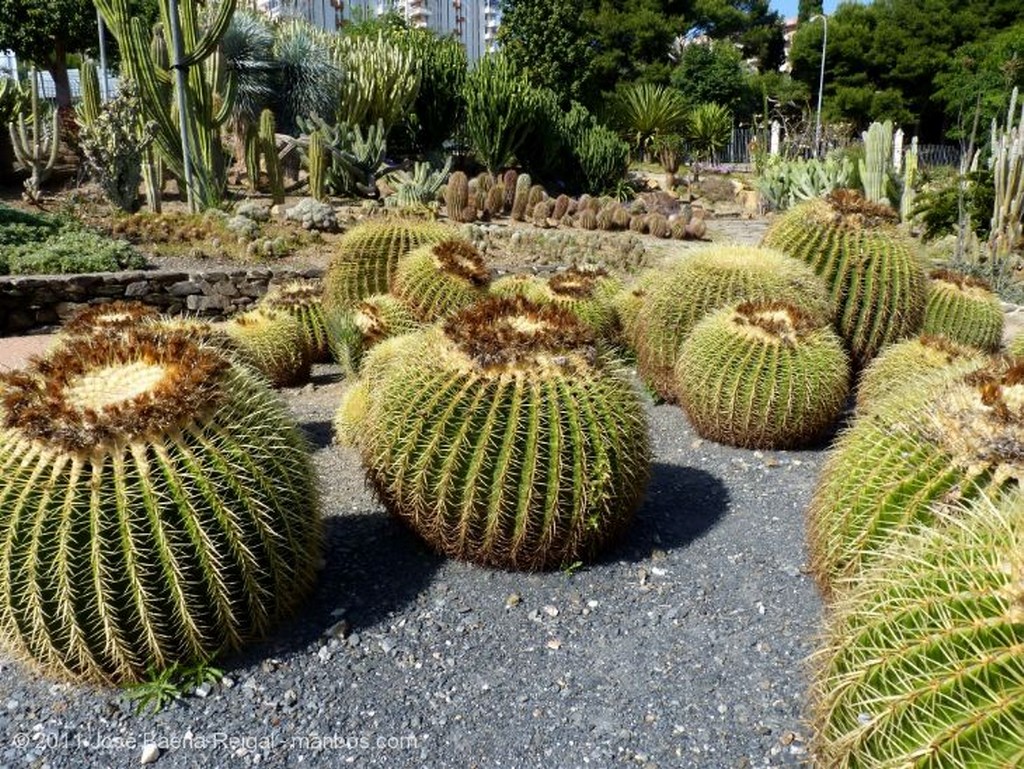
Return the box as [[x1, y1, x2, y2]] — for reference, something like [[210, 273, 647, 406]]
[[62, 300, 160, 337], [726, 300, 824, 345], [429, 238, 491, 287]]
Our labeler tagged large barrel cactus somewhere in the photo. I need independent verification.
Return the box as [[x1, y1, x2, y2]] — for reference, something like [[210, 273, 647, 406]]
[[0, 328, 320, 683], [634, 246, 832, 401], [762, 189, 926, 366], [854, 334, 988, 416], [490, 266, 623, 338], [321, 218, 452, 312], [807, 357, 1024, 596], [811, 490, 1024, 766], [391, 238, 491, 322], [676, 301, 850, 449], [921, 268, 1004, 352], [62, 300, 160, 337], [349, 296, 651, 570], [260, 280, 330, 362]]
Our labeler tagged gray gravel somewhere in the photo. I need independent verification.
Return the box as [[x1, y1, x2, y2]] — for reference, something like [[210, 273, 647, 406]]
[[0, 362, 824, 769]]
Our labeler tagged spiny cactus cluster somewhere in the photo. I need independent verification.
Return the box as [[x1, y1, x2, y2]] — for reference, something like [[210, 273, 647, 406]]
[[762, 189, 926, 365], [922, 268, 1004, 352], [392, 239, 491, 322], [807, 357, 1024, 597], [339, 296, 651, 570], [0, 327, 320, 683], [676, 301, 850, 449], [631, 245, 833, 401]]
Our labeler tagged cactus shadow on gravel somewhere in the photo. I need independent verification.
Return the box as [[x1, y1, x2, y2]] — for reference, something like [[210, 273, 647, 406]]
[[224, 512, 443, 670], [298, 419, 335, 450], [605, 463, 730, 563]]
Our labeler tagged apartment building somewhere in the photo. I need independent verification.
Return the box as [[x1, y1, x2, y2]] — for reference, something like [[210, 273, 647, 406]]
[[254, 0, 501, 61]]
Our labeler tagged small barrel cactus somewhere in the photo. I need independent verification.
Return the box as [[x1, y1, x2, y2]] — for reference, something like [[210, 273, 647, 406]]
[[676, 301, 850, 449], [0, 328, 320, 683], [807, 357, 1024, 596], [635, 245, 833, 401], [391, 239, 491, 322], [922, 268, 1004, 352], [62, 300, 159, 337], [321, 218, 452, 312], [260, 280, 330, 363], [225, 307, 312, 387], [761, 189, 926, 365], [577, 209, 598, 230], [349, 296, 651, 570], [854, 333, 988, 416], [490, 267, 623, 338], [810, 489, 1024, 767]]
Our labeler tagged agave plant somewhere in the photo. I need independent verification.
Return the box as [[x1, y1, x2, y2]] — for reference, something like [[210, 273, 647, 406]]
[[686, 103, 733, 166], [613, 83, 687, 159]]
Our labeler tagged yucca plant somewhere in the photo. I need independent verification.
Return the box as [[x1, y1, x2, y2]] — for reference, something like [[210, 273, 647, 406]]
[[685, 103, 733, 167], [259, 280, 330, 363], [613, 83, 687, 159], [391, 239, 491, 322], [0, 327, 320, 683], [761, 189, 927, 366], [807, 357, 1024, 597], [634, 246, 833, 401], [272, 19, 341, 135], [810, 489, 1024, 767], [224, 307, 312, 387], [463, 53, 540, 173], [347, 296, 651, 570], [854, 334, 988, 416], [676, 301, 850, 449], [922, 268, 1004, 352]]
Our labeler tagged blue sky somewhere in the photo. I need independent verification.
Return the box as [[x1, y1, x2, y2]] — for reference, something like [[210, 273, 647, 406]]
[[769, 0, 844, 21]]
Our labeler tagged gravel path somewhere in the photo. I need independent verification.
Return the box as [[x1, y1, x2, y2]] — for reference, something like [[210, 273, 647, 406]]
[[0, 361, 824, 769]]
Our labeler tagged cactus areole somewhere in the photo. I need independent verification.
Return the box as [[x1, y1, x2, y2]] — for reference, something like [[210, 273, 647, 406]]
[[0, 329, 320, 682], [358, 296, 651, 570]]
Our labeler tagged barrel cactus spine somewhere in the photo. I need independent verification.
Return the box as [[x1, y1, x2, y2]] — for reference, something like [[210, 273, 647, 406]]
[[807, 356, 1024, 596], [326, 292, 423, 375], [676, 301, 850, 449], [922, 268, 1004, 352], [761, 189, 926, 365], [391, 238, 491, 322], [354, 296, 651, 570], [0, 327, 320, 683], [810, 489, 1024, 767]]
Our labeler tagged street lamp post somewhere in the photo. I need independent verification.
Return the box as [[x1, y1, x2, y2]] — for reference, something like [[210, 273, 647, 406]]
[[812, 13, 828, 158]]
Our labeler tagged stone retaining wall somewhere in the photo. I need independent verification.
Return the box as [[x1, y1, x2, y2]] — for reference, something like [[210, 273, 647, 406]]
[[0, 267, 324, 336]]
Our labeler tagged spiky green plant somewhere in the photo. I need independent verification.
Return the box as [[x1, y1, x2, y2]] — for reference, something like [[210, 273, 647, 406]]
[[634, 246, 833, 401], [331, 30, 419, 135], [325, 293, 422, 376], [260, 281, 329, 363], [810, 489, 1024, 767], [350, 296, 651, 570], [854, 334, 989, 416], [321, 218, 452, 313], [761, 190, 927, 366], [391, 239, 491, 322], [685, 103, 733, 165], [224, 307, 311, 387], [807, 357, 1024, 597], [61, 300, 160, 337], [676, 301, 850, 449], [463, 53, 539, 173], [611, 270, 662, 356], [271, 18, 340, 136], [0, 327, 320, 683], [922, 269, 1004, 352], [490, 267, 623, 338], [612, 83, 687, 158]]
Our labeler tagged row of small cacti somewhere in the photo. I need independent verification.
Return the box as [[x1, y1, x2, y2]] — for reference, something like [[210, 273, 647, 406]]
[[438, 170, 708, 240]]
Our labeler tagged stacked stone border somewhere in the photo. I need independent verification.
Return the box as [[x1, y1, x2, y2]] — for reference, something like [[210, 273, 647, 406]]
[[0, 267, 325, 336]]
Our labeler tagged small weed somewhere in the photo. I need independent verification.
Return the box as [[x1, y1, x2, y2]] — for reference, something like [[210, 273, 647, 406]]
[[123, 660, 223, 715], [561, 560, 584, 577]]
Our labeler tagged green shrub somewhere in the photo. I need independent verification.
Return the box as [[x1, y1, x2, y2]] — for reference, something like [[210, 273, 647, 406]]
[[573, 125, 630, 196], [0, 205, 59, 250], [3, 228, 146, 275], [463, 53, 539, 173]]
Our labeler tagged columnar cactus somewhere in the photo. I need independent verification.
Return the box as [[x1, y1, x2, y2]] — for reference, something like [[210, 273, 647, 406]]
[[391, 239, 491, 322], [761, 190, 926, 366], [306, 129, 327, 202], [445, 171, 470, 222], [511, 172, 531, 221], [810, 489, 1024, 767], [854, 334, 988, 415], [807, 357, 1024, 596], [348, 296, 651, 570], [225, 307, 312, 387], [9, 70, 59, 203], [259, 109, 285, 205], [676, 301, 850, 449], [260, 280, 330, 362], [634, 246, 833, 401], [0, 327, 320, 683], [321, 218, 452, 312], [921, 269, 1004, 352]]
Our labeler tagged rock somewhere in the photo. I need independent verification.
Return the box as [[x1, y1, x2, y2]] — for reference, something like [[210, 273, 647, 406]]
[[140, 743, 160, 764]]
